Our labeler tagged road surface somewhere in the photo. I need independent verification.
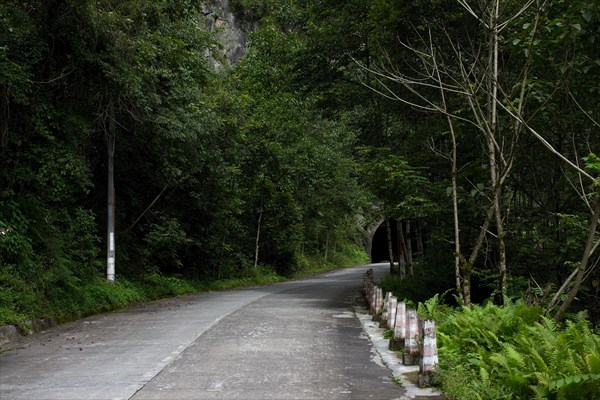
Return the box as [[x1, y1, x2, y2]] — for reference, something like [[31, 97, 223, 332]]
[[1, 264, 414, 399]]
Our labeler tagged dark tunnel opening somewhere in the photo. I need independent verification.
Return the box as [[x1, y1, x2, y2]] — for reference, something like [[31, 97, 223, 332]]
[[370, 220, 399, 263]]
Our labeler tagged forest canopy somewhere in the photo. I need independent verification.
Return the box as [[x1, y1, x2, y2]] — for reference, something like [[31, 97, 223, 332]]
[[1, 0, 599, 324]]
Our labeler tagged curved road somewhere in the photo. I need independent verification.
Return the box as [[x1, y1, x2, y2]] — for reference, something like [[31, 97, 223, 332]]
[[1, 264, 408, 399]]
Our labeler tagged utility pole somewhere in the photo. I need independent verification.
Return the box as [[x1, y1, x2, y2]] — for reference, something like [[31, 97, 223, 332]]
[[107, 99, 116, 282]]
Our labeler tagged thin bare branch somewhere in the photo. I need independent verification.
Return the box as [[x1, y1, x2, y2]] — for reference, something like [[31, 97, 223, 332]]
[[497, 0, 536, 33], [495, 100, 596, 182], [457, 0, 488, 28], [567, 88, 600, 129]]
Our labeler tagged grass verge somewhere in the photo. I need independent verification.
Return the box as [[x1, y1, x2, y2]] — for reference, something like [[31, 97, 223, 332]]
[[0, 244, 368, 327]]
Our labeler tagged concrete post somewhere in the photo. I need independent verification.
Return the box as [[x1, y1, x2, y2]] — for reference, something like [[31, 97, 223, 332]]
[[374, 287, 383, 319], [388, 296, 398, 329], [363, 270, 374, 307], [370, 285, 378, 314], [363, 269, 373, 296], [380, 292, 392, 327], [382, 292, 390, 319], [418, 320, 439, 387], [403, 309, 419, 365], [390, 301, 406, 350]]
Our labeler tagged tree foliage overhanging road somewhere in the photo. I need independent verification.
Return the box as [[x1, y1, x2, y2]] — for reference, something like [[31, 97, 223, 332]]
[[1, 0, 600, 325]]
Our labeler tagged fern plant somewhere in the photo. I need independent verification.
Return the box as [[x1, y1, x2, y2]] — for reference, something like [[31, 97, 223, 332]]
[[433, 298, 600, 399], [476, 313, 599, 399]]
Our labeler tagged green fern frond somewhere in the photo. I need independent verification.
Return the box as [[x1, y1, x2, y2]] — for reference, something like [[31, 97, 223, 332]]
[[533, 371, 551, 387], [478, 327, 503, 349], [479, 367, 490, 384], [504, 344, 527, 370], [587, 353, 600, 374], [489, 351, 510, 371], [548, 373, 600, 390], [527, 344, 550, 374], [530, 383, 549, 400]]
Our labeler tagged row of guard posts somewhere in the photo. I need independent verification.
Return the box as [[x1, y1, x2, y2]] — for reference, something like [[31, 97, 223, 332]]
[[362, 269, 438, 387]]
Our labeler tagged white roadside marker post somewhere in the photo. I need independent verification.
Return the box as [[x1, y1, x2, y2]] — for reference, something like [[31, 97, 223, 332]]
[[403, 309, 420, 365], [370, 285, 378, 314], [390, 301, 406, 350], [380, 291, 392, 327], [388, 296, 398, 329], [418, 320, 439, 387]]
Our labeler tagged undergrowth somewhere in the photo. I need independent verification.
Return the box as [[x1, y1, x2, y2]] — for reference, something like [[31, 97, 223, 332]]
[[0, 272, 284, 325], [424, 298, 600, 399], [291, 243, 369, 278], [0, 244, 366, 327]]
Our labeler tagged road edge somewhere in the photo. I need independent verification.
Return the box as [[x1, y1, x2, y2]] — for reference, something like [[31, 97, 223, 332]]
[[353, 303, 445, 399]]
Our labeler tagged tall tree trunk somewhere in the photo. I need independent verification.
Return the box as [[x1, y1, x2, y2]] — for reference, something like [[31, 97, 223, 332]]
[[432, 37, 465, 303], [106, 100, 116, 283], [452, 153, 463, 302], [494, 186, 508, 300], [397, 220, 407, 278], [415, 221, 424, 257], [217, 217, 230, 280], [324, 231, 330, 262], [405, 220, 413, 276], [554, 198, 600, 321], [463, 205, 495, 308], [487, 0, 508, 302], [254, 201, 263, 268], [385, 219, 395, 274]]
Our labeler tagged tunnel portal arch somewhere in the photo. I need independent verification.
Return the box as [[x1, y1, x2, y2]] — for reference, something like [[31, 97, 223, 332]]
[[369, 220, 400, 263]]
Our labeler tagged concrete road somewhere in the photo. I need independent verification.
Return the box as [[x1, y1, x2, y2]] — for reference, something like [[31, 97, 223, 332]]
[[1, 264, 407, 400]]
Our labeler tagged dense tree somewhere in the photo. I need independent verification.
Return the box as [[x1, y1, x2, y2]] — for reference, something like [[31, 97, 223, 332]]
[[1, 0, 598, 325]]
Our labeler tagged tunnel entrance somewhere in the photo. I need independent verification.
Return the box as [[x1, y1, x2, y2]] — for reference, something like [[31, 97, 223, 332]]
[[370, 220, 400, 263]]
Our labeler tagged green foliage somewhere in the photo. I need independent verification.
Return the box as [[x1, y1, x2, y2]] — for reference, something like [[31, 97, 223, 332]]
[[0, 269, 285, 326], [379, 257, 456, 305], [290, 243, 368, 278], [417, 290, 453, 321], [2, 0, 600, 340], [360, 148, 438, 220], [583, 153, 600, 177], [230, 0, 268, 23], [332, 243, 370, 267], [0, 268, 41, 323], [0, 200, 34, 267], [433, 301, 600, 399], [142, 216, 191, 273], [138, 274, 198, 298]]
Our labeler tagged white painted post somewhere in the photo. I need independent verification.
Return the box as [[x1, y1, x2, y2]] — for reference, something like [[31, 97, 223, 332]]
[[388, 296, 398, 329], [403, 309, 420, 365], [363, 270, 373, 295], [363, 271, 374, 306], [418, 320, 439, 387], [390, 301, 406, 350], [371, 285, 378, 314], [375, 287, 383, 316], [382, 292, 388, 319], [381, 292, 392, 325], [394, 302, 406, 339]]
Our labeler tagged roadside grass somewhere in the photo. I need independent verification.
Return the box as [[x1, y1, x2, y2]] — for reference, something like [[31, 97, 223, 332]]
[[291, 243, 370, 278], [0, 244, 368, 327]]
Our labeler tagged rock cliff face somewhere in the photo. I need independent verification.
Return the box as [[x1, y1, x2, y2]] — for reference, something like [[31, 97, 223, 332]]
[[202, 0, 256, 67]]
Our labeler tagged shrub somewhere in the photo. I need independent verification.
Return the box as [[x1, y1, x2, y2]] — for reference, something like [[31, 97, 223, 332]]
[[433, 299, 600, 399]]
